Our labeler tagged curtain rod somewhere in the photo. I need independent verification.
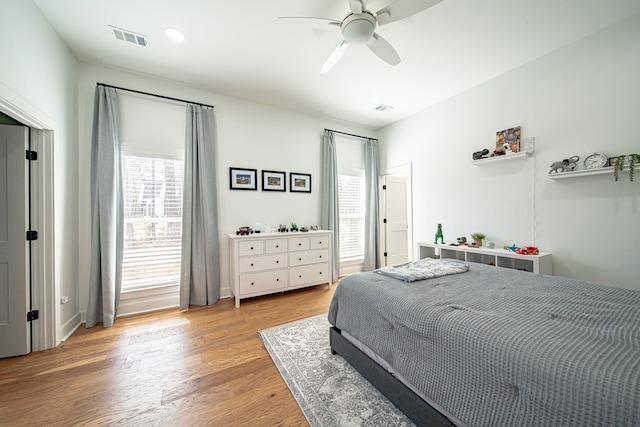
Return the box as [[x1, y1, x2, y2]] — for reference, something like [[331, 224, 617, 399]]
[[325, 128, 377, 141], [96, 82, 214, 109]]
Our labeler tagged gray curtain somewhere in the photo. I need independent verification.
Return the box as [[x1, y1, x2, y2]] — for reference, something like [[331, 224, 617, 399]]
[[86, 86, 124, 328], [364, 138, 380, 271], [321, 130, 340, 282], [180, 104, 220, 310]]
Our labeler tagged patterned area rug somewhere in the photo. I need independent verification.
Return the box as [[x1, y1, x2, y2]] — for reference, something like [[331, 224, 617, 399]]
[[258, 314, 414, 427]]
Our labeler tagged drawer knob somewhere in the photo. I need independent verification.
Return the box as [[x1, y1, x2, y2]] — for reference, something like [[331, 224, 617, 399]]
[[319, 255, 322, 258], [299, 258, 302, 261], [251, 282, 255, 286], [251, 263, 254, 266], [276, 278, 279, 282], [276, 260, 279, 263], [299, 275, 302, 278], [298, 243, 302, 246], [319, 241, 322, 244], [276, 245, 279, 248]]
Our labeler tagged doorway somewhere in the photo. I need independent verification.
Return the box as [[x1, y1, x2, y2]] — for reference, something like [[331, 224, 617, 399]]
[[380, 164, 413, 267]]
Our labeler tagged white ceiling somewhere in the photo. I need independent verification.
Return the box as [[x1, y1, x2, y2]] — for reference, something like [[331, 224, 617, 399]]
[[34, 0, 640, 129]]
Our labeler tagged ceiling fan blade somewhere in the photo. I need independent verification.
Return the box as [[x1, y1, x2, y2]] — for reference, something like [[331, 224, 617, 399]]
[[366, 33, 400, 66], [376, 0, 442, 25], [349, 0, 363, 14], [278, 17, 340, 30], [321, 41, 350, 74]]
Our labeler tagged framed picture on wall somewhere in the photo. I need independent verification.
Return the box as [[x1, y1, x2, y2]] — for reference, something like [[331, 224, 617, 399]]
[[262, 170, 286, 191], [290, 172, 311, 193], [229, 167, 257, 190]]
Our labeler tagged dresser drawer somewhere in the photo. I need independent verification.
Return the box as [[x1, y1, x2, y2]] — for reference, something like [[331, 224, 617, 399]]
[[239, 270, 288, 294], [265, 239, 288, 254], [239, 240, 264, 256], [290, 263, 329, 287], [289, 249, 329, 267], [239, 253, 288, 273], [289, 237, 310, 251], [310, 235, 329, 249]]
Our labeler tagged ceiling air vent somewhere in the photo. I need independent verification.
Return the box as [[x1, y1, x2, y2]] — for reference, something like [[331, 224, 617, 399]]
[[374, 104, 394, 112], [109, 26, 148, 47]]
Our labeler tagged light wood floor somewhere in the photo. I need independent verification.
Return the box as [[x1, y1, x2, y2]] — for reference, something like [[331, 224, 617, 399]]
[[0, 284, 337, 426]]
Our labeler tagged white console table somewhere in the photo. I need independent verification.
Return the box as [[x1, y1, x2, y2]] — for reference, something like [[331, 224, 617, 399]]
[[418, 242, 552, 275]]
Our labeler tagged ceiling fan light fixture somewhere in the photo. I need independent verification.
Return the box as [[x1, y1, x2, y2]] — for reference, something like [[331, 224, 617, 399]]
[[341, 13, 376, 45]]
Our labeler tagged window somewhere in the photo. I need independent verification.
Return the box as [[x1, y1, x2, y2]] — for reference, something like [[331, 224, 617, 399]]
[[122, 155, 184, 291], [338, 174, 365, 262]]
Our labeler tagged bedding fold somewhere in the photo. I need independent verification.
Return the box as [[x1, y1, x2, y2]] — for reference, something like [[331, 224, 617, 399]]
[[374, 258, 469, 282]]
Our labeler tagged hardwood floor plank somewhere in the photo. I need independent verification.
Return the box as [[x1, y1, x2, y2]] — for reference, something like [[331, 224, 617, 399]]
[[0, 284, 337, 426]]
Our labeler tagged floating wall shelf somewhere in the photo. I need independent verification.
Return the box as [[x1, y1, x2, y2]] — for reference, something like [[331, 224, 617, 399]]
[[472, 151, 531, 165], [548, 165, 640, 180]]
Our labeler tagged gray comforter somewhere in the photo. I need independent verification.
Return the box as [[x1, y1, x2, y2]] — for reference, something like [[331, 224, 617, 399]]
[[328, 262, 640, 426]]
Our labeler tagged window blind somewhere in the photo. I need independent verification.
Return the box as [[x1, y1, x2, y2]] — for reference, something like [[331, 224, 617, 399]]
[[122, 155, 184, 291], [338, 174, 365, 261]]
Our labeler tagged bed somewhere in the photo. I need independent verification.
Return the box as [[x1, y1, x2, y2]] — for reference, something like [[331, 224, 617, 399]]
[[327, 259, 640, 427]]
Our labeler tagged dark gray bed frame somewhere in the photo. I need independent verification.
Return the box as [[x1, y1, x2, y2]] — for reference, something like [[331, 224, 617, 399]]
[[330, 326, 455, 427]]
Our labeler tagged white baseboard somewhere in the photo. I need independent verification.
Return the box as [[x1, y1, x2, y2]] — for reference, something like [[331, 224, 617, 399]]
[[60, 312, 82, 342]]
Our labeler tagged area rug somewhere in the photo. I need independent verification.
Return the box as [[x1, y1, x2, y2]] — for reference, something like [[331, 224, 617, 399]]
[[258, 314, 414, 427]]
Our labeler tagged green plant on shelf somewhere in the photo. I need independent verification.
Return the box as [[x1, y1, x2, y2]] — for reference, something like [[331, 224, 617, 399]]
[[470, 232, 486, 240], [613, 154, 640, 182]]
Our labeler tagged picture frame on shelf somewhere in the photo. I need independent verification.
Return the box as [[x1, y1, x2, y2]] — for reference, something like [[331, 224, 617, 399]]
[[290, 172, 311, 193], [229, 167, 257, 190], [495, 126, 521, 154], [262, 170, 286, 192]]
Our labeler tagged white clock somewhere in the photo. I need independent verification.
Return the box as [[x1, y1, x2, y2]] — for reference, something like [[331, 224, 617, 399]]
[[584, 152, 608, 169]]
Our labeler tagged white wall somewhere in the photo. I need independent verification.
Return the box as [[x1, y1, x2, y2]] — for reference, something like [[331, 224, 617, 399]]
[[378, 13, 640, 291], [76, 63, 376, 314], [0, 0, 79, 346]]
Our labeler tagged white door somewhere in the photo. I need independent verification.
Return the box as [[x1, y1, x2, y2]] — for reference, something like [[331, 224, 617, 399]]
[[0, 124, 30, 358], [382, 176, 408, 266]]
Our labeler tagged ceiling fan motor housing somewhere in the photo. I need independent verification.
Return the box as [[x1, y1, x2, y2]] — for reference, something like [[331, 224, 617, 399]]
[[341, 12, 376, 45]]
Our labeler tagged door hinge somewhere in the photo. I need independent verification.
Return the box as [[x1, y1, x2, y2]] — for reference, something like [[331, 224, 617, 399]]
[[383, 219, 387, 223], [26, 150, 38, 161], [384, 252, 388, 257], [382, 185, 386, 190], [27, 310, 39, 322], [26, 230, 38, 241]]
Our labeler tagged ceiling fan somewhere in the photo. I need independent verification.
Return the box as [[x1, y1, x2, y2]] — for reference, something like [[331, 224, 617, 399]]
[[280, 0, 442, 73]]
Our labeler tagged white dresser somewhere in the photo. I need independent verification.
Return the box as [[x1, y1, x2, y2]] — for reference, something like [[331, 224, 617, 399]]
[[228, 230, 333, 307]]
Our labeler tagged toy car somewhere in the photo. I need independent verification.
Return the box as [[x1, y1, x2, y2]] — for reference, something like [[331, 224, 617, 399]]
[[515, 246, 539, 255]]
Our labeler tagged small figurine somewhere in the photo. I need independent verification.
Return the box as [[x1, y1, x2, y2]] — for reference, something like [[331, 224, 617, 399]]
[[549, 155, 580, 174], [457, 236, 468, 246], [290, 222, 298, 232], [472, 149, 489, 160], [300, 226, 309, 232], [310, 225, 319, 231], [434, 223, 444, 244], [504, 244, 518, 252], [236, 226, 254, 236], [278, 224, 288, 233]]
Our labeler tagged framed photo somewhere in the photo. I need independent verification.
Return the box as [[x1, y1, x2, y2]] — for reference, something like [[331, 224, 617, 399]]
[[262, 170, 286, 192], [495, 126, 521, 154], [290, 172, 311, 193], [229, 167, 257, 190]]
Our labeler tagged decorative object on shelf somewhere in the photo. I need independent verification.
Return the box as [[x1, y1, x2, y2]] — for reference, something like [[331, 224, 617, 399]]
[[290, 172, 311, 193], [613, 154, 640, 182], [515, 246, 539, 255], [229, 167, 258, 190], [434, 223, 444, 244], [236, 226, 254, 235], [300, 226, 309, 232], [504, 244, 518, 252], [278, 224, 289, 233], [496, 126, 521, 154], [485, 241, 496, 249], [291, 222, 299, 232], [583, 152, 608, 169], [470, 232, 486, 247], [253, 222, 262, 234], [310, 225, 319, 231], [262, 170, 286, 191], [549, 155, 580, 174], [457, 236, 468, 246], [473, 148, 489, 160]]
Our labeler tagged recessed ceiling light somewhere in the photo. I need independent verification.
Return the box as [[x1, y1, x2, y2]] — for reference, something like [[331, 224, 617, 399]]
[[165, 27, 186, 41]]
